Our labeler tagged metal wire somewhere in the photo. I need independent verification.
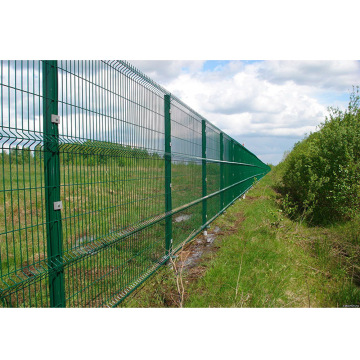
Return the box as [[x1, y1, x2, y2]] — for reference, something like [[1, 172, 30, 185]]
[[0, 60, 270, 307]]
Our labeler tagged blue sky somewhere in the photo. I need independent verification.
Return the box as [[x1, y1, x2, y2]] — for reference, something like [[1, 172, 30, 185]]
[[202, 60, 260, 71], [131, 60, 360, 165], [202, 61, 230, 71]]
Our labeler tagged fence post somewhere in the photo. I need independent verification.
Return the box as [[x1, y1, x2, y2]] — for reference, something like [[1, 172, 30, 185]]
[[42, 60, 65, 307], [164, 94, 172, 255], [220, 132, 224, 210], [202, 119, 207, 230], [231, 140, 235, 201]]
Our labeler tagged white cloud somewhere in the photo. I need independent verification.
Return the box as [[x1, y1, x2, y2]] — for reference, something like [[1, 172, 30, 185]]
[[129, 60, 205, 83], [255, 60, 360, 91], [162, 62, 328, 138]]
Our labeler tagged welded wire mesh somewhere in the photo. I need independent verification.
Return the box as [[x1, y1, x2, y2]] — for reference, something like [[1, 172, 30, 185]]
[[0, 60, 270, 307]]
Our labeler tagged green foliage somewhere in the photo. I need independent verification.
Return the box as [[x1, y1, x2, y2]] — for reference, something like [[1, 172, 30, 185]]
[[279, 87, 360, 224], [2, 146, 33, 165]]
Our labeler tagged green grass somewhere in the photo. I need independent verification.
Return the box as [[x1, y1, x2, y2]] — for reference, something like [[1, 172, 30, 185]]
[[5, 155, 357, 308], [188, 173, 360, 307], [124, 170, 360, 308], [0, 154, 229, 307]]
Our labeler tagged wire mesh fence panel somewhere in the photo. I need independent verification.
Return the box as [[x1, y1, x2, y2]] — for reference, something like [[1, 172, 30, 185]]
[[0, 60, 270, 307], [0, 60, 52, 307], [56, 61, 168, 307], [170, 97, 203, 250]]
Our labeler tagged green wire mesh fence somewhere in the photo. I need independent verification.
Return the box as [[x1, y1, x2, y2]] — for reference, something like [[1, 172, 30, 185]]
[[0, 60, 270, 307]]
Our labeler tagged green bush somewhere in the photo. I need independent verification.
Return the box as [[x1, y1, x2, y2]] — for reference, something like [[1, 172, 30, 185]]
[[280, 88, 360, 224]]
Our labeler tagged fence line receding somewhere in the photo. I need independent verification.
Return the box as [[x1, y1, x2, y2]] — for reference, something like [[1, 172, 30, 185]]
[[0, 60, 270, 307]]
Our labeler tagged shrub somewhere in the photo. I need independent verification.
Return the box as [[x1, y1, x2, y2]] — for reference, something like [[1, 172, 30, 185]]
[[280, 87, 360, 224]]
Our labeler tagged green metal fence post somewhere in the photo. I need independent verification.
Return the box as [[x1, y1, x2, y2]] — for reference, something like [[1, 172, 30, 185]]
[[220, 132, 224, 210], [231, 140, 235, 201], [42, 60, 65, 307], [202, 119, 207, 230], [164, 94, 172, 255]]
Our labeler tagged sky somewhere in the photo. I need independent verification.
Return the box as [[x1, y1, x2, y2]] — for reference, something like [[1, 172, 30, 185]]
[[130, 60, 360, 165]]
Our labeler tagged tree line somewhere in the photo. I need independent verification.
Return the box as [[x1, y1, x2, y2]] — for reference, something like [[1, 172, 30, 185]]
[[1, 141, 162, 167]]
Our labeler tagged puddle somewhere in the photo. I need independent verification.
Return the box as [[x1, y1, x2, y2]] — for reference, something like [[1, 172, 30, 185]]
[[213, 226, 221, 234], [174, 214, 192, 223], [76, 235, 95, 246], [206, 234, 216, 244], [182, 249, 204, 267], [174, 226, 221, 270], [75, 235, 98, 255], [206, 226, 221, 243]]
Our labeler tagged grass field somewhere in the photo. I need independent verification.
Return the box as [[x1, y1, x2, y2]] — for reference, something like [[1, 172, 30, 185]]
[[123, 169, 360, 308], [1, 151, 242, 307]]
